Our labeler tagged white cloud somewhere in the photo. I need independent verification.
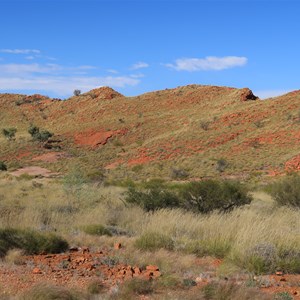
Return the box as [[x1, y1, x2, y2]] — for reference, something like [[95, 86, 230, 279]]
[[0, 49, 41, 54], [0, 75, 139, 96], [130, 62, 149, 70], [107, 69, 119, 74], [254, 89, 291, 99], [166, 56, 248, 71], [0, 60, 140, 96], [130, 73, 145, 78], [0, 63, 62, 74]]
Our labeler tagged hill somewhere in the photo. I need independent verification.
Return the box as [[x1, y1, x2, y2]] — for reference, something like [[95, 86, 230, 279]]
[[1, 85, 300, 181]]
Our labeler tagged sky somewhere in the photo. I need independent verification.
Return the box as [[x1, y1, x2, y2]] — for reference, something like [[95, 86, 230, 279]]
[[0, 0, 299, 99]]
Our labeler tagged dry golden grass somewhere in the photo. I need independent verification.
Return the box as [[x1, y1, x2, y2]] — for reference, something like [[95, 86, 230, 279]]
[[0, 175, 299, 274]]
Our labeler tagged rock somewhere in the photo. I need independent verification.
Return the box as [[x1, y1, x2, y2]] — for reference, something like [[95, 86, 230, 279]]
[[82, 246, 90, 253], [240, 88, 258, 101], [114, 242, 122, 250], [32, 267, 42, 274], [146, 265, 159, 271]]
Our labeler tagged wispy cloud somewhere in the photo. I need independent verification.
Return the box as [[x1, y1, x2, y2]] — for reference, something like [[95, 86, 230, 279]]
[[130, 73, 145, 78], [107, 69, 119, 74], [0, 76, 139, 96], [0, 49, 41, 54], [0, 63, 62, 74], [130, 62, 149, 70], [165, 56, 248, 71], [0, 62, 139, 96]]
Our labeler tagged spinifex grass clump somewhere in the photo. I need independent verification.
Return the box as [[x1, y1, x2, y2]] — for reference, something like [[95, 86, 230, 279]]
[[81, 224, 112, 236], [0, 228, 68, 257]]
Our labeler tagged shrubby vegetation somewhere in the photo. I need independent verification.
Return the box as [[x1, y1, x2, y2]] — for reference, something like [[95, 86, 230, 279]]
[[28, 124, 53, 142], [0, 228, 68, 257], [180, 179, 252, 213], [125, 179, 252, 213], [2, 127, 17, 140], [0, 161, 7, 171], [270, 173, 300, 208]]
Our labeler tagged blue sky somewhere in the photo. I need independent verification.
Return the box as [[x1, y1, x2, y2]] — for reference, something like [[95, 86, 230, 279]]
[[0, 0, 299, 98]]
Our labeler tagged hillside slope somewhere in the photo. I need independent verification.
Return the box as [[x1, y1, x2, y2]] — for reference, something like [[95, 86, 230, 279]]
[[1, 85, 300, 181]]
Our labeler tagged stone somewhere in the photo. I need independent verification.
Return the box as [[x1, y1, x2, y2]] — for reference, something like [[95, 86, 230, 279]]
[[32, 267, 42, 274], [114, 242, 122, 250]]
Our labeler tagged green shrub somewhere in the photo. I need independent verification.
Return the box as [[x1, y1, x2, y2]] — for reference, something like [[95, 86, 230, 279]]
[[28, 125, 53, 142], [180, 179, 252, 213], [274, 292, 294, 300], [125, 185, 180, 212], [270, 173, 300, 208], [81, 224, 112, 236], [2, 128, 17, 140], [135, 231, 174, 251], [0, 228, 68, 257], [0, 161, 7, 171]]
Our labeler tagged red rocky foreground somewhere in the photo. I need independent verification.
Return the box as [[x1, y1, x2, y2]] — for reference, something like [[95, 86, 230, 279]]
[[0, 246, 160, 295]]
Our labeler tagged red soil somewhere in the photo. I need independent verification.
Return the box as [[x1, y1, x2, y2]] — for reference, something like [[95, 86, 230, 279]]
[[285, 154, 300, 171], [74, 129, 127, 148]]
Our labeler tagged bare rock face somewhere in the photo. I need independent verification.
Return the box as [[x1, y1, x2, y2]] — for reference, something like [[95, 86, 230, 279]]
[[89, 86, 124, 100], [240, 88, 259, 101]]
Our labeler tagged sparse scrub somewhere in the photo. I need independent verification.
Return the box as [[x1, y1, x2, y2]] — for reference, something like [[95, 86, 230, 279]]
[[28, 124, 53, 142], [2, 128, 17, 140], [0, 228, 68, 257], [125, 185, 180, 212], [0, 161, 7, 171], [200, 120, 211, 130], [73, 89, 81, 96], [269, 173, 300, 208], [179, 179, 252, 213], [216, 158, 228, 172], [170, 167, 189, 179]]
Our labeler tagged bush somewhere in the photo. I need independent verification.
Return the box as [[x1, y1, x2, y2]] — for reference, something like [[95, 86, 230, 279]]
[[125, 185, 180, 212], [81, 224, 112, 236], [216, 158, 228, 172], [2, 128, 17, 140], [73, 89, 81, 96], [180, 179, 252, 213], [0, 228, 68, 257], [0, 161, 7, 171], [270, 173, 300, 208], [135, 231, 174, 251], [28, 125, 53, 142]]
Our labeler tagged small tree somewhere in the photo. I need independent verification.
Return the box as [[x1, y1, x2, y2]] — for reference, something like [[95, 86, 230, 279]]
[[73, 89, 81, 96], [180, 180, 252, 213], [2, 128, 17, 140]]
